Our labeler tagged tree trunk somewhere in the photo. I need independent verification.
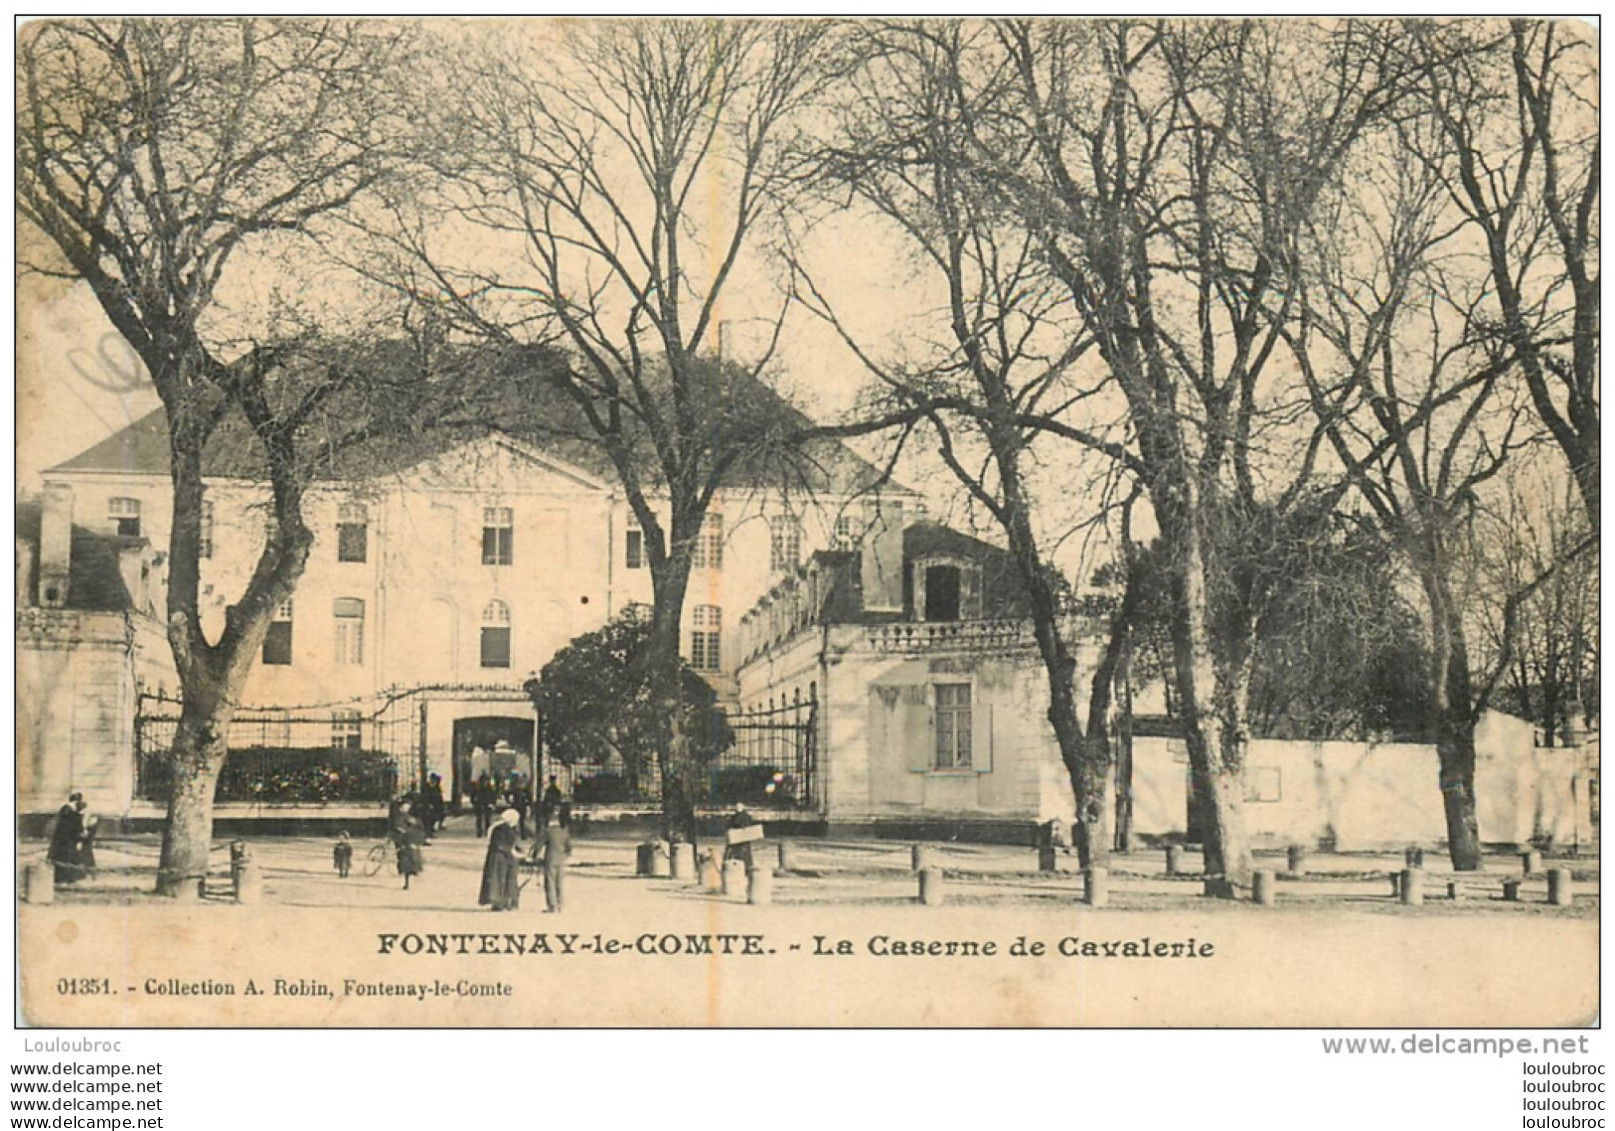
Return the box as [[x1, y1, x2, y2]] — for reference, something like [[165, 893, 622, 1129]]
[[155, 704, 232, 896], [1422, 563, 1484, 871], [1113, 629, 1135, 853], [648, 557, 697, 845], [1435, 700, 1484, 870], [1151, 472, 1253, 895]]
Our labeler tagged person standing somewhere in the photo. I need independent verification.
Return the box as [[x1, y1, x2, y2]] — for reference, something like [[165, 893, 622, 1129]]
[[724, 802, 757, 869], [421, 774, 446, 839], [478, 809, 522, 911], [395, 802, 426, 891], [540, 775, 564, 827], [541, 810, 571, 913], [333, 831, 353, 878], [472, 774, 494, 838], [47, 793, 87, 886]]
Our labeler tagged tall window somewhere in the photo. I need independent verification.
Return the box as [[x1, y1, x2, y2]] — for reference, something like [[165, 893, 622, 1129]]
[[934, 683, 972, 769], [109, 497, 141, 537], [691, 514, 722, 570], [690, 605, 722, 671], [337, 503, 369, 563], [199, 499, 215, 560], [769, 515, 802, 573], [480, 599, 512, 669], [625, 513, 645, 570], [333, 598, 365, 666], [262, 600, 293, 666], [482, 506, 514, 566], [833, 514, 855, 550], [331, 710, 362, 751]]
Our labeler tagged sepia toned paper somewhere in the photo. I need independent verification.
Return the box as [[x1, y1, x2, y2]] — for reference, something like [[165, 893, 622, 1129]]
[[15, 16, 1599, 1029]]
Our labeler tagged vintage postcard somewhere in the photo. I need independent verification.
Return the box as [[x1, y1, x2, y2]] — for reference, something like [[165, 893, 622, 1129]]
[[15, 16, 1598, 1028]]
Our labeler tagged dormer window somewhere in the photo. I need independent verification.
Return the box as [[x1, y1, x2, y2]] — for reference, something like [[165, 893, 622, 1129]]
[[924, 565, 961, 621], [913, 557, 982, 622]]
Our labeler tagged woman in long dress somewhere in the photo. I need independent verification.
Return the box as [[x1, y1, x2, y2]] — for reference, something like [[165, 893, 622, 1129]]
[[395, 801, 426, 891], [478, 808, 522, 911], [48, 793, 86, 886]]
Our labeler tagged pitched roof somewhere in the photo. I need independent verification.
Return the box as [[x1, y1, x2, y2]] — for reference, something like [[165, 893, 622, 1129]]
[[46, 343, 908, 498]]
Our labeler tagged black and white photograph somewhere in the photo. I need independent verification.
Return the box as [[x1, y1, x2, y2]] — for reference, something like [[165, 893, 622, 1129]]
[[13, 11, 1598, 1062]]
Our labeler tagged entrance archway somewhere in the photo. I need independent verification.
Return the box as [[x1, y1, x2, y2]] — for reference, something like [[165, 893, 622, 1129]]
[[452, 716, 536, 808]]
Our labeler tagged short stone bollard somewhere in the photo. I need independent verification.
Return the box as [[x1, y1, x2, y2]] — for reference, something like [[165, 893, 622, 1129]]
[[23, 861, 54, 905], [1502, 878, 1522, 902], [635, 842, 656, 876], [1165, 845, 1183, 876], [777, 840, 797, 874], [747, 863, 774, 906], [700, 852, 722, 892], [912, 844, 934, 872], [918, 865, 945, 906], [650, 840, 671, 878], [1399, 868, 1423, 907], [721, 859, 747, 897], [1286, 845, 1307, 875], [670, 842, 696, 881], [1547, 868, 1573, 907], [233, 858, 263, 905], [1522, 850, 1542, 876], [1038, 845, 1058, 872], [1447, 881, 1461, 901], [1404, 846, 1424, 869], [1389, 872, 1402, 898], [1083, 866, 1109, 908], [1252, 870, 1276, 906]]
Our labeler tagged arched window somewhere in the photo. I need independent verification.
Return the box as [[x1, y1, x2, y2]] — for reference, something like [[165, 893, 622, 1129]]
[[481, 599, 512, 668]]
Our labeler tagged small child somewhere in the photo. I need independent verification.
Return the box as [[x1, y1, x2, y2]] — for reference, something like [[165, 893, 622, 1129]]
[[333, 830, 353, 878]]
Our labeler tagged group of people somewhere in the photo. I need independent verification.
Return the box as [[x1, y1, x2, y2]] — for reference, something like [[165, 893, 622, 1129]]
[[47, 792, 98, 887], [470, 773, 566, 838], [325, 776, 572, 909], [478, 804, 570, 913]]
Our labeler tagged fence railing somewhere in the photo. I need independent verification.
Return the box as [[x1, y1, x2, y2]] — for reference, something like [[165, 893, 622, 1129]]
[[552, 703, 818, 811]]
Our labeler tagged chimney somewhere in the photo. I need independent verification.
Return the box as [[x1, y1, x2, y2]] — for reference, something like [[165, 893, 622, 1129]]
[[15, 538, 35, 609], [38, 481, 73, 608], [859, 497, 905, 613]]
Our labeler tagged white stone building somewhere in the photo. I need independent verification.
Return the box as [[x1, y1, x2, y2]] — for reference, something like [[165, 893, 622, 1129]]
[[19, 369, 913, 822]]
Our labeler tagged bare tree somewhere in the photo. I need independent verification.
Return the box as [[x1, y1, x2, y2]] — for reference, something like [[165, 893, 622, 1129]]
[[1411, 19, 1599, 533], [801, 20, 1149, 867], [988, 19, 1413, 891], [385, 21, 887, 840], [1287, 90, 1598, 867], [17, 19, 420, 893], [1475, 472, 1599, 748]]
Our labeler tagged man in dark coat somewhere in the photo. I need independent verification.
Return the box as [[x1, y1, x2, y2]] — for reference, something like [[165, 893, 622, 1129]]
[[421, 773, 446, 839], [48, 793, 86, 886], [540, 775, 564, 826], [472, 774, 494, 838], [478, 809, 522, 911]]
